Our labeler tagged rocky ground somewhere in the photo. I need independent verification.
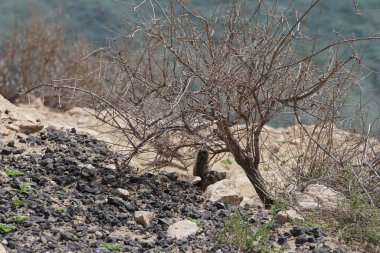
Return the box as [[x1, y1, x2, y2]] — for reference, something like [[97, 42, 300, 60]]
[[0, 95, 374, 252], [0, 125, 351, 253]]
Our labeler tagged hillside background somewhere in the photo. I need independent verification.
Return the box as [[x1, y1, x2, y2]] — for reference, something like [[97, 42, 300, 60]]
[[1, 0, 380, 131]]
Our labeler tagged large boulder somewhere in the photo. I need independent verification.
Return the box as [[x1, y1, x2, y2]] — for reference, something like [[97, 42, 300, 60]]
[[276, 209, 304, 225], [203, 179, 243, 206], [292, 184, 344, 211], [293, 192, 320, 211], [304, 184, 344, 210], [0, 243, 6, 253]]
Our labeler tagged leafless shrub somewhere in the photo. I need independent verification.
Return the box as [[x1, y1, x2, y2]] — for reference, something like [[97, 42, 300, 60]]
[[30, 0, 380, 208]]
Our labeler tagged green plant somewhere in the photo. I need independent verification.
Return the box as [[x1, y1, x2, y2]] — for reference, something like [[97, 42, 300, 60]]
[[215, 210, 256, 252], [216, 209, 287, 252], [13, 215, 27, 223], [0, 223, 17, 233], [11, 197, 25, 207], [61, 187, 69, 193], [337, 193, 380, 243], [100, 243, 122, 251], [3, 169, 24, 177], [221, 157, 233, 169], [19, 182, 31, 194], [186, 217, 203, 226], [54, 207, 66, 213], [72, 236, 80, 241], [271, 198, 288, 215]]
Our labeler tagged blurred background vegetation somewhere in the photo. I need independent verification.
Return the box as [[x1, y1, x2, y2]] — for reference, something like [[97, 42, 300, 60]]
[[0, 0, 379, 132]]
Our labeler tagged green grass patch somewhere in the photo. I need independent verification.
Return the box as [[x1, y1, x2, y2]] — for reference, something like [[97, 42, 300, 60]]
[[11, 197, 25, 207], [337, 193, 380, 243], [271, 197, 288, 215], [186, 217, 203, 226], [216, 199, 292, 252], [0, 223, 17, 233], [221, 157, 233, 169], [100, 243, 123, 251], [19, 182, 31, 194], [216, 209, 280, 252], [3, 169, 24, 177], [13, 215, 27, 223], [54, 207, 66, 213], [72, 236, 80, 241]]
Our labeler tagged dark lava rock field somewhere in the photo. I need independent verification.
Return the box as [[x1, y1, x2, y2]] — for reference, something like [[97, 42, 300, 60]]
[[0, 127, 348, 252]]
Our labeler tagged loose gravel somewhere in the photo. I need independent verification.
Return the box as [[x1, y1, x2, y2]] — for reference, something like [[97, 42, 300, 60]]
[[0, 126, 349, 252]]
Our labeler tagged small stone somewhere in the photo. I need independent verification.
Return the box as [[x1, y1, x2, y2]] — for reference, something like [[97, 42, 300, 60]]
[[295, 235, 307, 245], [1, 146, 13, 155], [290, 226, 304, 237], [45, 147, 54, 153], [276, 209, 304, 224], [7, 141, 14, 147], [116, 188, 130, 198], [311, 248, 328, 253], [0, 172, 10, 185], [187, 176, 202, 186], [107, 197, 125, 207], [7, 241, 16, 249], [95, 231, 103, 239], [134, 211, 155, 226], [40, 158, 53, 166], [60, 231, 74, 241], [166, 172, 178, 181], [104, 164, 116, 170], [333, 247, 347, 253], [48, 242, 58, 249], [167, 220, 199, 240], [213, 202, 225, 210], [12, 149, 24, 155], [305, 227, 323, 238], [277, 236, 287, 245]]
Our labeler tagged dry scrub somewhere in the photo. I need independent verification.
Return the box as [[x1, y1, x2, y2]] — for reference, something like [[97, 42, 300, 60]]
[[23, 0, 380, 210], [0, 14, 104, 108]]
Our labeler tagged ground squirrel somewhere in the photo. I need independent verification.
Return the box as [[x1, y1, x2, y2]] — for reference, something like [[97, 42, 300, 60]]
[[193, 149, 227, 190]]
